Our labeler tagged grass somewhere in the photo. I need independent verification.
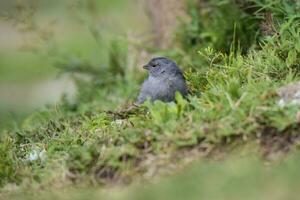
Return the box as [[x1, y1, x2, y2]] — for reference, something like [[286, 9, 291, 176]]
[[4, 153, 300, 200], [0, 0, 300, 199]]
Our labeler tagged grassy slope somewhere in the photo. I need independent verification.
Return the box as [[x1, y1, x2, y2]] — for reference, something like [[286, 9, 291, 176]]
[[1, 0, 300, 199], [4, 152, 300, 200]]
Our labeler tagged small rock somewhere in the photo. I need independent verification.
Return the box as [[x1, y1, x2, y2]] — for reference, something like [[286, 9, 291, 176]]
[[277, 81, 300, 107], [111, 119, 125, 127]]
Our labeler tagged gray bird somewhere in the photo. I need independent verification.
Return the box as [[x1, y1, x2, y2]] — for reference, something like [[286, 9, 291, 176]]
[[137, 57, 188, 104]]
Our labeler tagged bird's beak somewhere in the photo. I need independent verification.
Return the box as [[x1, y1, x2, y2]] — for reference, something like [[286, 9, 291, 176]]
[[143, 64, 150, 70]]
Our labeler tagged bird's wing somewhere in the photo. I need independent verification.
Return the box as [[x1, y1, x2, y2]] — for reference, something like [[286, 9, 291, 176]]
[[167, 75, 188, 96]]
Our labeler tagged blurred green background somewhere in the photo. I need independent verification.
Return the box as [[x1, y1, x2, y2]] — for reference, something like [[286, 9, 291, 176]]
[[0, 0, 149, 129]]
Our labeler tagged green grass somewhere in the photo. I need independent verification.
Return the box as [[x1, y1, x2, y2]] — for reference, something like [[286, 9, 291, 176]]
[[4, 153, 300, 200], [0, 0, 300, 199]]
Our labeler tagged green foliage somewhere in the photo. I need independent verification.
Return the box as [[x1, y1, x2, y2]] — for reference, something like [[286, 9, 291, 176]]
[[178, 0, 259, 53], [108, 38, 128, 77], [0, 135, 18, 186], [68, 145, 99, 173], [145, 93, 188, 126]]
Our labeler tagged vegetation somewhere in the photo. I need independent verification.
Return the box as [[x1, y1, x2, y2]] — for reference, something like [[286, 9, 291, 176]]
[[0, 0, 300, 199]]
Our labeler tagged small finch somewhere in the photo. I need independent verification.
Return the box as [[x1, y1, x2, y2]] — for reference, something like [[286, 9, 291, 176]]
[[137, 57, 188, 104]]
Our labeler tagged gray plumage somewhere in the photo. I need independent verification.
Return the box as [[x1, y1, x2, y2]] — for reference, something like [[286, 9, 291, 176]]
[[137, 57, 188, 104]]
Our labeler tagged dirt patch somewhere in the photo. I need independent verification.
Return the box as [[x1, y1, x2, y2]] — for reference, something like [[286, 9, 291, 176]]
[[260, 123, 300, 160]]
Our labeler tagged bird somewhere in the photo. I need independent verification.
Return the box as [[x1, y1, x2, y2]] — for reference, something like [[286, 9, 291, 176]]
[[137, 57, 188, 104]]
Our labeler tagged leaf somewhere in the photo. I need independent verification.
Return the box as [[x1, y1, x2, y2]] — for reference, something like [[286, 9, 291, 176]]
[[175, 92, 188, 117], [286, 49, 297, 67]]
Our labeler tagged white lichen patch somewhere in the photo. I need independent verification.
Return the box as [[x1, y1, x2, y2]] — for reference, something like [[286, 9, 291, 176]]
[[26, 148, 47, 162]]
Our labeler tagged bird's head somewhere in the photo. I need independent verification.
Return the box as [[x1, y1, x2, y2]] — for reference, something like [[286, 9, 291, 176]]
[[143, 57, 181, 77]]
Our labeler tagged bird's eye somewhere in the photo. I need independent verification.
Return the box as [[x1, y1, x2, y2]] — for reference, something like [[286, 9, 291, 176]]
[[152, 63, 159, 67]]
